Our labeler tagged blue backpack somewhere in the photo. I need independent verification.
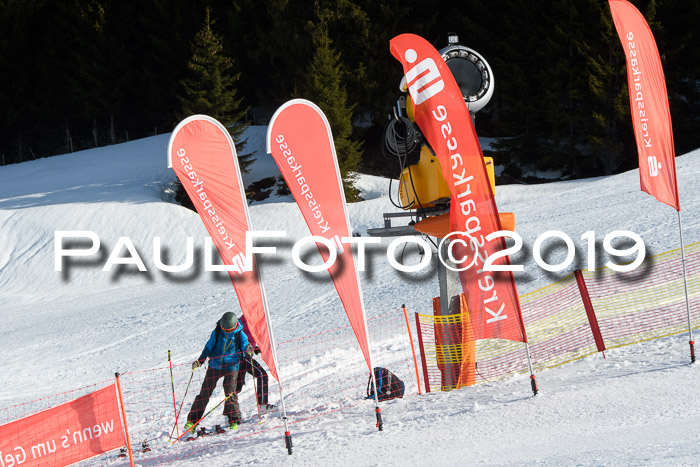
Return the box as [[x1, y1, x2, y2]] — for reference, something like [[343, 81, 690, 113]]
[[366, 367, 405, 401]]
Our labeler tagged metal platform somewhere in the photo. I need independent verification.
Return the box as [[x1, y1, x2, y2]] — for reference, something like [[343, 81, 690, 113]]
[[366, 206, 448, 237]]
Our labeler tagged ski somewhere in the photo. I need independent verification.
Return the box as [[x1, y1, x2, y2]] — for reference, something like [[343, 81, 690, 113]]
[[259, 404, 279, 415], [186, 425, 228, 441]]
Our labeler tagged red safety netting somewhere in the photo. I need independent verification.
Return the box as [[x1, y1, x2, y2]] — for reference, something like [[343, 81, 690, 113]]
[[584, 244, 700, 348], [55, 307, 418, 465]]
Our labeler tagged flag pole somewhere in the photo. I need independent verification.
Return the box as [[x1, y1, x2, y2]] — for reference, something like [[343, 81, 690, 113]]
[[248, 237, 294, 454], [523, 342, 538, 395], [257, 273, 294, 454], [352, 247, 383, 431], [231, 116, 292, 453], [676, 210, 695, 363]]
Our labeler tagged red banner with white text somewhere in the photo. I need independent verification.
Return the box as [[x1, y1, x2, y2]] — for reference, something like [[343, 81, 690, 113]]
[[267, 100, 374, 370], [168, 115, 278, 380], [390, 33, 526, 343], [609, 0, 680, 211], [0, 385, 124, 466]]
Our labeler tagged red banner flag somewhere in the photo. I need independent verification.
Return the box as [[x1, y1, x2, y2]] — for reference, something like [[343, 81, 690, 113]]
[[267, 99, 374, 370], [168, 115, 278, 380], [390, 33, 526, 342], [0, 385, 124, 466], [609, 0, 680, 211]]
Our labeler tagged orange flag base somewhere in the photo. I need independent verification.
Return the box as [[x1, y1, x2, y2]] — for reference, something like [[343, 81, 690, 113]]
[[432, 294, 476, 390]]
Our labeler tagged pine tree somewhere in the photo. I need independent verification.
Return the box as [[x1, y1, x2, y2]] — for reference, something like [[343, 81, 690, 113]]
[[225, 0, 312, 111], [576, 0, 634, 175], [654, 0, 700, 156], [0, 0, 39, 163], [488, 0, 553, 179], [178, 7, 252, 172], [299, 18, 362, 201], [491, 0, 636, 179], [139, 0, 201, 134]]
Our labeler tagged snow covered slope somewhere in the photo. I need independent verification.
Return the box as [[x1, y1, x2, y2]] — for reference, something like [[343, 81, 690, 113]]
[[1, 128, 699, 465]]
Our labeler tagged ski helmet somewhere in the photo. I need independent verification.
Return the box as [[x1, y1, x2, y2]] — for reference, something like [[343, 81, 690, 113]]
[[220, 312, 238, 331]]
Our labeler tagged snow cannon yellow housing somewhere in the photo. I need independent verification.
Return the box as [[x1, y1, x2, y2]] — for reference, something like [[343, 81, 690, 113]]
[[405, 93, 415, 122], [398, 146, 450, 208], [398, 148, 496, 209]]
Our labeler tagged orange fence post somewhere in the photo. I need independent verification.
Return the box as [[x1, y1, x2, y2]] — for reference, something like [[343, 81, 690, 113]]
[[414, 312, 431, 393], [574, 270, 607, 354], [401, 304, 422, 395], [456, 294, 476, 388], [115, 372, 135, 467]]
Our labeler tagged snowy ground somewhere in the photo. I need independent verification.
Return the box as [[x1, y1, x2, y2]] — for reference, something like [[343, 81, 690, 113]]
[[1, 126, 699, 465]]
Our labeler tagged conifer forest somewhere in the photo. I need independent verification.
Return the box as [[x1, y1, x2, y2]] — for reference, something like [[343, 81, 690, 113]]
[[1, 0, 697, 183]]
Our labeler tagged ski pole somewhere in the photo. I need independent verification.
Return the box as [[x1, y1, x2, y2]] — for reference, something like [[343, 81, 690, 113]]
[[169, 367, 195, 442], [167, 350, 180, 440], [252, 367, 262, 423], [173, 392, 234, 443]]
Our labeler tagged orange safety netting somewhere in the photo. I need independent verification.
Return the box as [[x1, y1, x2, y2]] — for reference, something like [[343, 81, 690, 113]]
[[416, 241, 700, 390], [3, 242, 699, 464]]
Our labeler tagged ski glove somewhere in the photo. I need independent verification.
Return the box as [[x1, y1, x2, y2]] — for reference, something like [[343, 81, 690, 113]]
[[192, 360, 201, 370]]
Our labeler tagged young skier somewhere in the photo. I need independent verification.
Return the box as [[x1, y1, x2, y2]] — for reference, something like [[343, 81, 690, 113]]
[[185, 312, 251, 432]]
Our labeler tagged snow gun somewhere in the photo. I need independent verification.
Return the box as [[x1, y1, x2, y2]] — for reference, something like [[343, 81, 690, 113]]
[[372, 33, 514, 239]]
